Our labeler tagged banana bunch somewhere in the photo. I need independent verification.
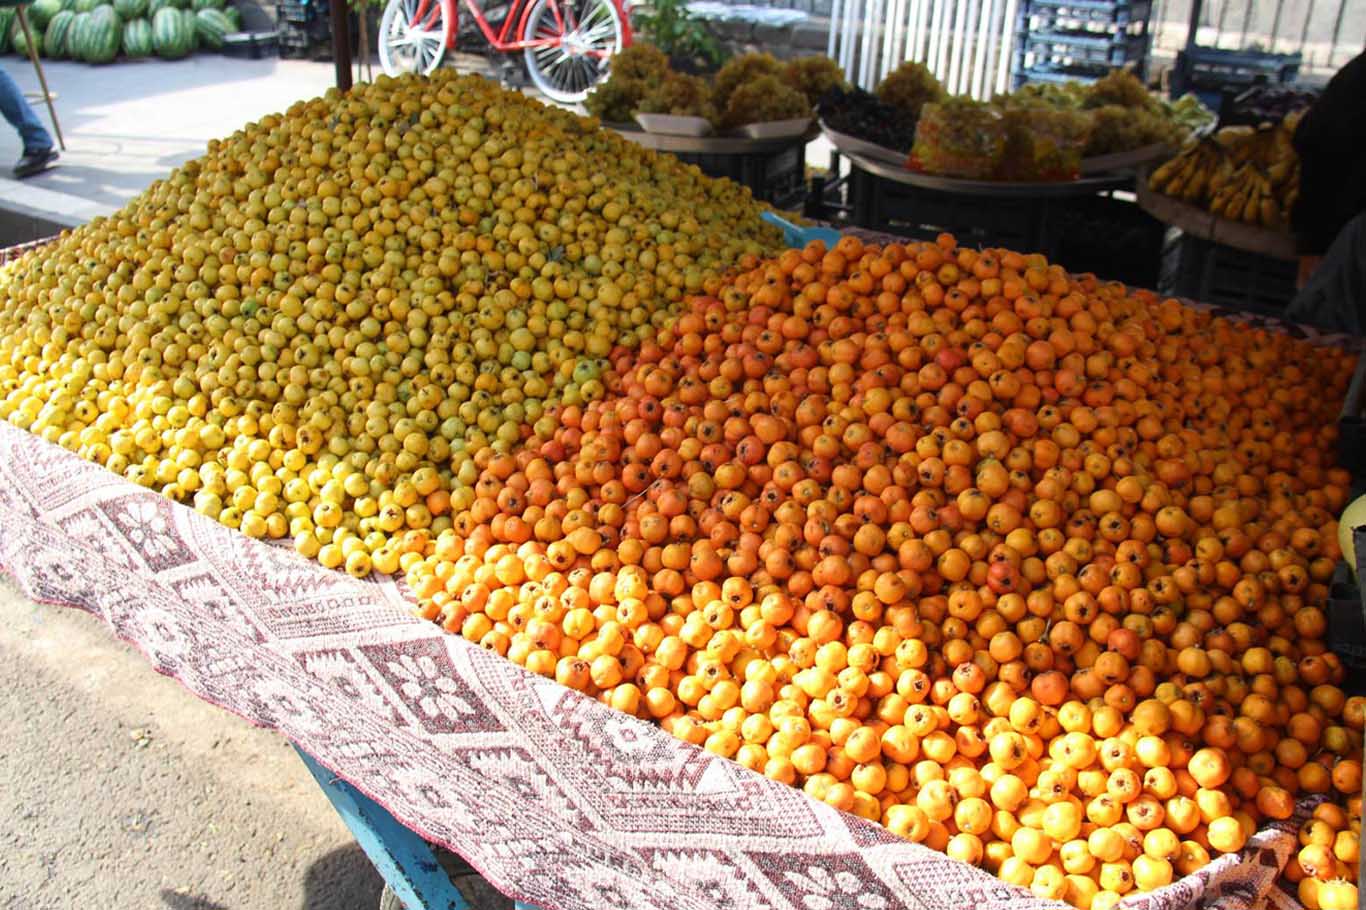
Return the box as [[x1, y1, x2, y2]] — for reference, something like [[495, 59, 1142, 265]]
[[1148, 112, 1302, 228], [1148, 139, 1225, 206], [1209, 163, 1283, 227]]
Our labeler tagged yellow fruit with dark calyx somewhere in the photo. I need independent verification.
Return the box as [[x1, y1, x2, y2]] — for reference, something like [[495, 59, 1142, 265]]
[[0, 71, 783, 577]]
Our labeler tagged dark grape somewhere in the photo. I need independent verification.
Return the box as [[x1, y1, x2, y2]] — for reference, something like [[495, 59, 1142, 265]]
[[818, 85, 920, 153]]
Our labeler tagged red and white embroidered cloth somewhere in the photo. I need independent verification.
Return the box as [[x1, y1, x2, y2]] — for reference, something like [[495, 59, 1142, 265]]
[[0, 237, 1315, 910]]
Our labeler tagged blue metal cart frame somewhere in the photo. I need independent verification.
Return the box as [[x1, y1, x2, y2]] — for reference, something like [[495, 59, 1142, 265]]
[[294, 746, 542, 910]]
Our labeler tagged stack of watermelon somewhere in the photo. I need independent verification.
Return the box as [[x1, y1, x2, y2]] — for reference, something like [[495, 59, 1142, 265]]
[[1, 0, 240, 61]]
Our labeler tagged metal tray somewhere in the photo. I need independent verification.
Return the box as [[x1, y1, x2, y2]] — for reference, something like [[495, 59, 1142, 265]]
[[735, 117, 814, 140], [1080, 142, 1174, 175], [1134, 174, 1297, 259], [844, 151, 1131, 197], [612, 125, 819, 154], [633, 113, 714, 137], [818, 121, 907, 166]]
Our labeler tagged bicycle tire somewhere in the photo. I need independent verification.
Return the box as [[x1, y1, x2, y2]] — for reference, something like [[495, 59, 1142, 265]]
[[520, 0, 624, 103], [378, 0, 451, 76]]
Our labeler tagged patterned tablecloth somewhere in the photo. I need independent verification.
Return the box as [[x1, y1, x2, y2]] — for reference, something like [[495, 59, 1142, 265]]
[[0, 237, 1317, 910]]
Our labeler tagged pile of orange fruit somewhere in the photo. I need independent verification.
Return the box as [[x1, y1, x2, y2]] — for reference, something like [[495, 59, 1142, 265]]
[[403, 234, 1363, 908]]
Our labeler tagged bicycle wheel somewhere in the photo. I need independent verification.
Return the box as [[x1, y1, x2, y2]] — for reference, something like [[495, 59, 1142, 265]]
[[378, 0, 452, 76], [521, 0, 624, 104]]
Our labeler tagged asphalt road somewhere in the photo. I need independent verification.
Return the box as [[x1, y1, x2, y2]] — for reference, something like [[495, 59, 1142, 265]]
[[0, 577, 386, 910]]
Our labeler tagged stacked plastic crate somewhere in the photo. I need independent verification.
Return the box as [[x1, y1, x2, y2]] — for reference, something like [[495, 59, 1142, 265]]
[[1011, 0, 1152, 88], [276, 0, 329, 57]]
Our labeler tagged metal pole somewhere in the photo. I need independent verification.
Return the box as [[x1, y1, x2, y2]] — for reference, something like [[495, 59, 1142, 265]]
[[16, 6, 64, 150], [1326, 0, 1350, 67], [1268, 0, 1285, 53], [827, 0, 843, 60], [1185, 0, 1203, 50], [1215, 0, 1231, 42], [1296, 0, 1316, 53], [331, 0, 354, 91]]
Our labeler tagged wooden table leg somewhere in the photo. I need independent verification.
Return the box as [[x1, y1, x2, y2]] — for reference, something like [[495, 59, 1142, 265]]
[[15, 6, 65, 151]]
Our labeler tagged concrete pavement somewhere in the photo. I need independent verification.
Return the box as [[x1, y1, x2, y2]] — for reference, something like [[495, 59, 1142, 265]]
[[0, 56, 337, 228], [0, 577, 386, 909]]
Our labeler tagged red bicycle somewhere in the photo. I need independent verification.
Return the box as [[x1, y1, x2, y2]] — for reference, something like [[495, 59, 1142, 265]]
[[377, 0, 632, 102]]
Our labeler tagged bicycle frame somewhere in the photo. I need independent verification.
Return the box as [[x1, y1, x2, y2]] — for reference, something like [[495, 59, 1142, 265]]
[[405, 0, 622, 54]]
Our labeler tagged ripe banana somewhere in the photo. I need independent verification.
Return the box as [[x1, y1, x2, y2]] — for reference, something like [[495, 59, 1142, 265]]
[[1260, 197, 1282, 228], [1157, 113, 1302, 227]]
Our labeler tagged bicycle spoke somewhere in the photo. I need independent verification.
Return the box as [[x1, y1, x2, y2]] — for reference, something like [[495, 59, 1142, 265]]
[[579, 19, 615, 45], [524, 0, 618, 100]]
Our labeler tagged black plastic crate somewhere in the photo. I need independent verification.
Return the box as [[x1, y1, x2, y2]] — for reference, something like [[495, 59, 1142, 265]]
[[276, 0, 316, 20], [1339, 352, 1366, 479], [1013, 0, 1150, 87], [1170, 47, 1302, 112], [277, 24, 322, 57], [1016, 63, 1115, 83], [1052, 194, 1164, 289], [673, 142, 808, 208], [1024, 0, 1150, 24], [1020, 9, 1150, 35], [1018, 31, 1150, 67], [845, 168, 1051, 251], [1158, 232, 1297, 315]]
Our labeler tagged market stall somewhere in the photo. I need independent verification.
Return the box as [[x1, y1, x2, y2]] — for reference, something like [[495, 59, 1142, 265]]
[[0, 64, 1362, 910]]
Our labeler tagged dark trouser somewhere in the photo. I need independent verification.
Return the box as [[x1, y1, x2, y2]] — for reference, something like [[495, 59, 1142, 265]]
[[0, 66, 52, 154], [1285, 212, 1366, 336]]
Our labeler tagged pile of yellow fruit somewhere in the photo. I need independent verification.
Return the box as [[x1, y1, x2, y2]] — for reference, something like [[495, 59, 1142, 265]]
[[0, 71, 781, 576]]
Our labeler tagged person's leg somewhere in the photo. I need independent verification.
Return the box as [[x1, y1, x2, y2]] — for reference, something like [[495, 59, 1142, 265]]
[[1284, 212, 1366, 336], [0, 66, 53, 153]]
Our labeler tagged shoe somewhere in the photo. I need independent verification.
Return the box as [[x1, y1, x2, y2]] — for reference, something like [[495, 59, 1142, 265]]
[[13, 148, 58, 179]]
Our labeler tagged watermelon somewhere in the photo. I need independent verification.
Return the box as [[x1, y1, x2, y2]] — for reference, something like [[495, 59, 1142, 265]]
[[151, 6, 190, 56], [222, 5, 238, 28], [59, 0, 79, 10], [10, 16, 32, 55], [193, 6, 226, 47], [121, 14, 150, 54], [179, 6, 197, 46], [191, 0, 224, 10], [28, 0, 64, 31], [65, 9, 89, 55], [113, 0, 146, 18], [0, 8, 14, 52], [146, 0, 176, 13], [78, 3, 119, 61], [73, 0, 101, 12], [43, 8, 74, 56]]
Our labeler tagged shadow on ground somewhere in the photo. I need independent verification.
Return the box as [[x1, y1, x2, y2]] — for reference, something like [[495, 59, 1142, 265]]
[[302, 843, 386, 909], [157, 844, 383, 910]]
